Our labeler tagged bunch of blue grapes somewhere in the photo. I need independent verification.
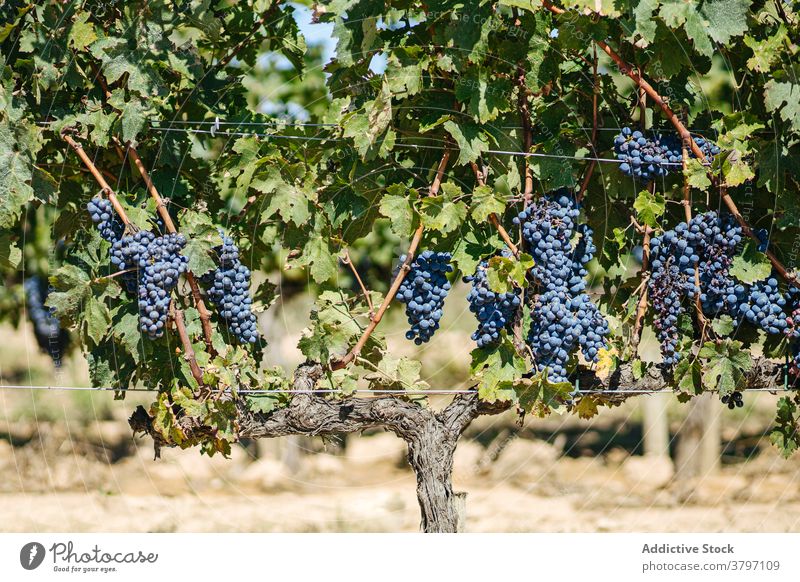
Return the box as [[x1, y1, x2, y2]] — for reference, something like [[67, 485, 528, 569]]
[[394, 250, 452, 345], [784, 287, 800, 374], [110, 231, 156, 293], [649, 212, 791, 364], [201, 234, 260, 344], [87, 197, 123, 242], [684, 212, 743, 316], [514, 191, 609, 381], [735, 277, 787, 335], [646, 222, 697, 364], [23, 276, 69, 366], [86, 200, 189, 340], [463, 258, 521, 348], [613, 128, 721, 181], [137, 234, 189, 339], [721, 391, 744, 409]]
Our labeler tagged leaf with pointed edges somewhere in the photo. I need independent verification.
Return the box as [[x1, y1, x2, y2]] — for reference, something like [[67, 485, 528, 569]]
[[632, 359, 646, 380], [698, 339, 752, 395], [470, 336, 528, 403], [486, 253, 533, 294], [764, 79, 800, 134], [470, 185, 506, 223], [68, 12, 97, 50], [515, 372, 572, 415], [770, 396, 800, 458], [379, 185, 418, 238], [574, 395, 600, 420], [685, 158, 711, 190], [419, 182, 468, 234], [633, 190, 665, 228], [744, 26, 788, 73], [84, 296, 111, 346], [0, 232, 21, 269], [444, 120, 489, 166], [365, 355, 429, 393], [731, 240, 771, 283], [712, 315, 735, 337], [674, 356, 702, 394]]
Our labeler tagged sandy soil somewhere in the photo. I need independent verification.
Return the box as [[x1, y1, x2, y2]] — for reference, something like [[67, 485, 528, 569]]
[[1, 424, 799, 533]]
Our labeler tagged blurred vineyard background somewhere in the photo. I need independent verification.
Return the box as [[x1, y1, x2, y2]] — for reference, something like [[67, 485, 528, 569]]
[[3, 2, 800, 533], [2, 285, 800, 533]]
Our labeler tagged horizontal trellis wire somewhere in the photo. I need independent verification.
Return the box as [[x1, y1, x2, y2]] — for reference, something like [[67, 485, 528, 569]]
[[147, 125, 694, 167], [0, 384, 795, 396]]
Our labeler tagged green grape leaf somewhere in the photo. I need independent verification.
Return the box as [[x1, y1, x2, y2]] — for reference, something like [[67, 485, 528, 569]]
[[486, 253, 534, 294], [0, 232, 21, 268], [770, 396, 800, 458], [470, 184, 506, 223], [444, 120, 489, 166], [730, 240, 771, 283], [698, 339, 752, 395], [685, 158, 712, 190], [379, 185, 418, 238], [711, 314, 735, 337], [764, 79, 800, 134], [633, 190, 665, 228], [68, 12, 97, 50], [419, 182, 468, 234], [744, 26, 788, 73], [365, 355, 429, 393], [470, 336, 527, 403], [674, 356, 702, 394]]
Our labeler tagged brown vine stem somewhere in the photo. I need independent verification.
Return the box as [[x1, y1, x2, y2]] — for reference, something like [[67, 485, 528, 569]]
[[541, 0, 798, 287], [516, 67, 534, 206], [63, 133, 204, 385], [577, 43, 599, 203], [331, 150, 451, 371], [470, 162, 520, 257], [62, 133, 131, 225], [342, 248, 374, 316], [170, 303, 204, 384], [121, 142, 217, 356], [631, 87, 651, 348], [683, 144, 708, 333]]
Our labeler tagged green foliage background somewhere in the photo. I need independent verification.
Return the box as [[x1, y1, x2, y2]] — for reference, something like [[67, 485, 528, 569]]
[[2, 0, 800, 456]]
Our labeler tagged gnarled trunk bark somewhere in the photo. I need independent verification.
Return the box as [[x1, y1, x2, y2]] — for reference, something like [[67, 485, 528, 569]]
[[406, 421, 460, 532]]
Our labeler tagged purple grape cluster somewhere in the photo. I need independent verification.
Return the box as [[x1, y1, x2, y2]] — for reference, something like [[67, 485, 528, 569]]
[[24, 276, 69, 366], [201, 233, 260, 344], [613, 128, 721, 182], [111, 231, 156, 293], [514, 191, 609, 381], [464, 258, 521, 348], [87, 197, 123, 242], [721, 391, 744, 409], [395, 250, 452, 345], [87, 200, 188, 340], [136, 234, 188, 339], [735, 277, 787, 335], [684, 212, 743, 316], [649, 212, 790, 365]]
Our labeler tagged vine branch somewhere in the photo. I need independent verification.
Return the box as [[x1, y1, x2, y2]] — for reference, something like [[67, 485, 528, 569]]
[[120, 141, 218, 357], [63, 133, 204, 385], [330, 150, 451, 370], [62, 133, 131, 225], [470, 162, 520, 257], [342, 248, 374, 316]]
